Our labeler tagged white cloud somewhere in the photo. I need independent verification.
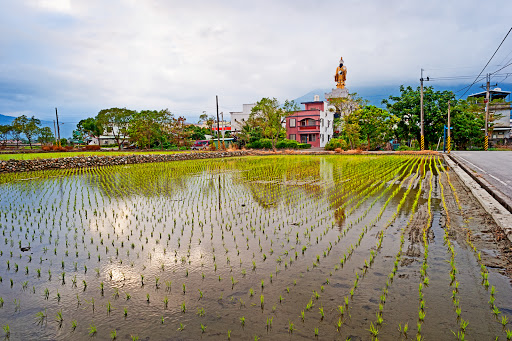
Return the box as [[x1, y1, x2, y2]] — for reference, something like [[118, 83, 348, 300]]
[[32, 0, 72, 13], [1, 0, 511, 121]]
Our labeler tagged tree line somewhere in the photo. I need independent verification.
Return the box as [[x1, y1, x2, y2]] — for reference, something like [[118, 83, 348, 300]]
[[76, 108, 212, 150], [236, 87, 503, 151], [327, 85, 506, 151], [0, 115, 55, 149]]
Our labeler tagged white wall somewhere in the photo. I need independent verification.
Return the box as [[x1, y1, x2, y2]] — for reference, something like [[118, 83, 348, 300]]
[[230, 103, 256, 132], [320, 102, 334, 148]]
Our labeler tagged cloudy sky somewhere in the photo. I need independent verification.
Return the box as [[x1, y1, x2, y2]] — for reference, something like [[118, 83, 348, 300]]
[[1, 0, 511, 124]]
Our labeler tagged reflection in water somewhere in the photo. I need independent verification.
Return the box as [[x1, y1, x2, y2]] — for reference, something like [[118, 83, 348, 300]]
[[0, 155, 505, 341]]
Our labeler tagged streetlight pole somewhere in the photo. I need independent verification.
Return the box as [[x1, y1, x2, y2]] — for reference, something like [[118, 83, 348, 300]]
[[447, 100, 451, 154], [420, 69, 424, 150], [216, 95, 220, 149], [484, 73, 490, 151]]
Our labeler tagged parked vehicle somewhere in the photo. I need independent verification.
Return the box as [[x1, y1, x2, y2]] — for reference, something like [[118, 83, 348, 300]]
[[191, 140, 210, 150]]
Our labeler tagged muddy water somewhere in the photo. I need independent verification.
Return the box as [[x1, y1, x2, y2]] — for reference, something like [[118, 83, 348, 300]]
[[0, 155, 510, 340]]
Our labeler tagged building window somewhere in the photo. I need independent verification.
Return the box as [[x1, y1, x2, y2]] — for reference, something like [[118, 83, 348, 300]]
[[289, 134, 296, 140], [311, 134, 316, 142], [327, 120, 330, 128], [321, 119, 324, 127], [289, 118, 296, 128]]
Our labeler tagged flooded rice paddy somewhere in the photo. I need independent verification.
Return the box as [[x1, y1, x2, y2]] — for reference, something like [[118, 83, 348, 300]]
[[0, 155, 511, 340]]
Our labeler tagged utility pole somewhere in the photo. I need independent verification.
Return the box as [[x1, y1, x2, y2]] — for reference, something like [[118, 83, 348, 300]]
[[216, 95, 220, 149], [420, 69, 424, 150], [53, 120, 57, 144], [55, 107, 61, 147], [220, 111, 225, 149], [484, 73, 490, 151], [447, 101, 451, 153]]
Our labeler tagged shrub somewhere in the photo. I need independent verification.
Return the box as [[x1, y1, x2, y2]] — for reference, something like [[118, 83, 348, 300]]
[[276, 139, 299, 149], [298, 143, 311, 149], [397, 145, 411, 151], [83, 145, 101, 151], [325, 138, 347, 151], [246, 139, 272, 149], [52, 145, 67, 151]]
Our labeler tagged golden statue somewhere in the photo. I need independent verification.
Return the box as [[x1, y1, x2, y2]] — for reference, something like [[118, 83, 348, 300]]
[[334, 57, 347, 89]]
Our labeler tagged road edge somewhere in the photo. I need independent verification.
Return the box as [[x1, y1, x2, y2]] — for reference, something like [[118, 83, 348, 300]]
[[443, 154, 512, 243]]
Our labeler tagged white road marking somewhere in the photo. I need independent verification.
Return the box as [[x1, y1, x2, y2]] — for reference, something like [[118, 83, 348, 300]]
[[489, 174, 510, 187], [457, 155, 512, 190]]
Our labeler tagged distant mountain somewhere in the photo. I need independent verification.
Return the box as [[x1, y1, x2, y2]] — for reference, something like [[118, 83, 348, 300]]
[[0, 114, 74, 139], [293, 86, 401, 109], [0, 114, 16, 125]]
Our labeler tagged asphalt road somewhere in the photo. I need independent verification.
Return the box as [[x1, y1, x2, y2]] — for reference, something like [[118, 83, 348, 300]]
[[452, 151, 512, 201]]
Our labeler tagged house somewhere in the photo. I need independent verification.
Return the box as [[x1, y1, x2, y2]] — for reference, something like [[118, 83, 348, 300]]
[[230, 104, 256, 133], [285, 95, 334, 148], [468, 88, 511, 142], [88, 125, 128, 146]]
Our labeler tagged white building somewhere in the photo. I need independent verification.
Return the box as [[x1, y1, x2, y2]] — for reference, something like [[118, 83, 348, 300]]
[[88, 125, 128, 146], [230, 104, 256, 133], [468, 88, 511, 141]]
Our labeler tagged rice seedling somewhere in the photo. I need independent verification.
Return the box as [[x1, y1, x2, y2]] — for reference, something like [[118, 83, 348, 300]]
[[2, 324, 10, 337], [88, 323, 97, 336], [288, 321, 295, 333], [110, 329, 117, 340], [35, 309, 47, 324], [502, 315, 509, 327], [71, 320, 77, 330], [240, 316, 245, 327]]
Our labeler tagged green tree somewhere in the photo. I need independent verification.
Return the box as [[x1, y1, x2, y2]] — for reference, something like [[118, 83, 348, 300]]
[[77, 117, 104, 143], [184, 125, 208, 140], [12, 115, 41, 149], [382, 85, 453, 148], [128, 109, 174, 149], [355, 105, 398, 150], [340, 113, 361, 150], [10, 120, 22, 148], [96, 107, 134, 149], [0, 124, 12, 148], [38, 127, 55, 145], [328, 93, 366, 135], [249, 98, 299, 151], [72, 130, 84, 143]]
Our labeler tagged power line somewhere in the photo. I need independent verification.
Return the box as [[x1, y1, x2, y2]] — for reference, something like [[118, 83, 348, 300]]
[[458, 27, 512, 99], [491, 61, 512, 75]]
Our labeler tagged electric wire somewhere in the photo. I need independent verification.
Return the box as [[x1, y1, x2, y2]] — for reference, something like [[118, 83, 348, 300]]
[[458, 27, 512, 99]]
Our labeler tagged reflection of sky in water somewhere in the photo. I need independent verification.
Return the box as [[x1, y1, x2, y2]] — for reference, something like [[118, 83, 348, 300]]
[[2, 156, 484, 340]]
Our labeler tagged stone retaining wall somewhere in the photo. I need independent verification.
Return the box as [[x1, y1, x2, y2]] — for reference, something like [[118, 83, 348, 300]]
[[0, 151, 249, 173]]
